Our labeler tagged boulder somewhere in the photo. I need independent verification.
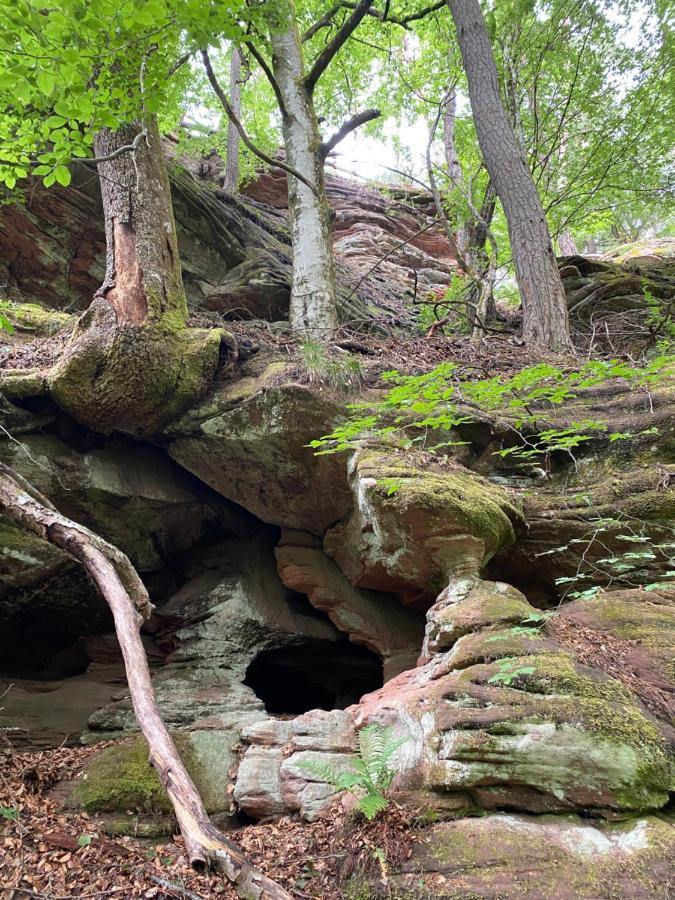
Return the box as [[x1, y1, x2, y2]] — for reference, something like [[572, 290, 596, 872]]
[[165, 359, 353, 534], [324, 451, 523, 606], [376, 813, 675, 899]]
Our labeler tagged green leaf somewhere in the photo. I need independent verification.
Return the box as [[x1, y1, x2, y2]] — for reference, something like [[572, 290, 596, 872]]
[[357, 793, 387, 820], [77, 834, 92, 847], [36, 70, 56, 96], [0, 312, 15, 334], [54, 165, 71, 186], [0, 806, 18, 820]]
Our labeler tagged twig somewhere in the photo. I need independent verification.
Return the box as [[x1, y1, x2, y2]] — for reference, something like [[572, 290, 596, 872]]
[[149, 876, 208, 900]]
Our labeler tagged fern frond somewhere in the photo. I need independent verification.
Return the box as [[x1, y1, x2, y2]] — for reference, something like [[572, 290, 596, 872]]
[[295, 759, 346, 788], [357, 793, 388, 820]]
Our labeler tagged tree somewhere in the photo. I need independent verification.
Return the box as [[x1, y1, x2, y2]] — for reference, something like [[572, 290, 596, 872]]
[[201, 0, 383, 338], [446, 0, 573, 351], [0, 5, 289, 892], [224, 46, 243, 191]]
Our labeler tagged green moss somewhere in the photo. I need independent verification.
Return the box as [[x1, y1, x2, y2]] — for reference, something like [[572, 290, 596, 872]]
[[1, 300, 73, 335], [75, 736, 198, 814], [360, 452, 523, 552]]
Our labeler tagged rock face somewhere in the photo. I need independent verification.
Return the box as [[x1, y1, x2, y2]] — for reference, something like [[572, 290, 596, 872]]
[[236, 577, 673, 822], [1, 163, 673, 892], [0, 164, 455, 327], [164, 358, 354, 535], [380, 813, 675, 899], [324, 451, 523, 606]]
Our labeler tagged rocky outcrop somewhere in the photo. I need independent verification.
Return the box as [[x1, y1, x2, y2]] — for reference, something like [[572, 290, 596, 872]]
[[275, 529, 424, 680], [164, 358, 353, 535], [236, 577, 673, 821], [324, 451, 523, 606], [0, 164, 455, 328], [378, 813, 675, 899]]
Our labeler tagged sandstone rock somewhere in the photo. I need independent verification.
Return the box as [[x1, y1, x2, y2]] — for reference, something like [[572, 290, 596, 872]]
[[354, 580, 674, 817], [324, 451, 523, 606], [234, 710, 356, 821], [275, 529, 424, 680], [165, 360, 353, 534], [377, 813, 675, 899], [0, 434, 226, 577]]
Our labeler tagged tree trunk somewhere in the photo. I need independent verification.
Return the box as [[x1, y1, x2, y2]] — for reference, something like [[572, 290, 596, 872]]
[[446, 0, 573, 352], [0, 462, 291, 900], [224, 47, 242, 192], [558, 231, 578, 256], [46, 117, 222, 435], [268, 5, 338, 339], [443, 89, 463, 187]]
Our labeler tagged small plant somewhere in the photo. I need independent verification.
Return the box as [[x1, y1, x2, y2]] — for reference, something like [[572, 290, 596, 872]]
[[487, 657, 536, 686], [299, 340, 363, 392], [296, 724, 407, 820], [308, 356, 672, 459]]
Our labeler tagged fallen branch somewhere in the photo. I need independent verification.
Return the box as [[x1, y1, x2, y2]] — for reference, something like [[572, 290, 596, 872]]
[[0, 461, 291, 900]]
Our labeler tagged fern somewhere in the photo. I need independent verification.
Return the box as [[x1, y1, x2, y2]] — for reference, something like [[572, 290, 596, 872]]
[[295, 724, 407, 821]]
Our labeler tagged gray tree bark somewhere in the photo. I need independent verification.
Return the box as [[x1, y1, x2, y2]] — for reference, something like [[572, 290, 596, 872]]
[[446, 0, 573, 351], [558, 230, 578, 256], [224, 47, 242, 192], [268, 7, 338, 339]]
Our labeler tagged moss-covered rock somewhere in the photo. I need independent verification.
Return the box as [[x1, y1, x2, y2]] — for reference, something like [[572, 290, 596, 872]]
[[375, 813, 675, 899], [75, 731, 235, 822], [324, 452, 523, 605], [0, 300, 74, 336]]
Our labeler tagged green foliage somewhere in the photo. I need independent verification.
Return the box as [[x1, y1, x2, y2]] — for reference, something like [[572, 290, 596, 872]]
[[540, 525, 675, 599], [299, 341, 363, 392], [296, 724, 407, 821], [77, 834, 93, 847], [309, 356, 672, 460], [487, 657, 536, 686], [0, 806, 18, 820]]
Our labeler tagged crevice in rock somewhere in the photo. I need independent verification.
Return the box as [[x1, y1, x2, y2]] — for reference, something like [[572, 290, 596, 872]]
[[243, 638, 383, 715]]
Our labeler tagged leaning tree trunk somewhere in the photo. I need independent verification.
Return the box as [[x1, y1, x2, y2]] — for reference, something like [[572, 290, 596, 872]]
[[0, 462, 291, 900], [268, 6, 338, 339], [446, 0, 573, 352], [224, 46, 243, 192], [45, 116, 222, 435]]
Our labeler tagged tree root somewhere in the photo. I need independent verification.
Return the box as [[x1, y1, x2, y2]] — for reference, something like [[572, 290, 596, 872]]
[[0, 462, 291, 900]]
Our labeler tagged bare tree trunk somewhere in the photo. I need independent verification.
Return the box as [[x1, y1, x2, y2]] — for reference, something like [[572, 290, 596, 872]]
[[443, 89, 463, 187], [0, 461, 291, 900], [224, 47, 242, 192], [437, 94, 497, 335], [558, 231, 578, 256], [446, 0, 573, 352], [268, 5, 338, 339], [45, 118, 221, 436]]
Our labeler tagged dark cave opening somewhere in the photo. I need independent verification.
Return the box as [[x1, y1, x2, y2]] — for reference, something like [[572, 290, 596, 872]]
[[244, 639, 384, 715]]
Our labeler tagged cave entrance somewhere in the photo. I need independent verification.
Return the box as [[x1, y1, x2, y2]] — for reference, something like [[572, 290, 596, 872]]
[[244, 639, 383, 715]]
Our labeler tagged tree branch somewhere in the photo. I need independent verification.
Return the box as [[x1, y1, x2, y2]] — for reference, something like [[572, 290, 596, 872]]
[[200, 49, 318, 195], [320, 108, 381, 160], [305, 0, 376, 93], [307, 0, 445, 33], [243, 39, 287, 116], [302, 3, 344, 42]]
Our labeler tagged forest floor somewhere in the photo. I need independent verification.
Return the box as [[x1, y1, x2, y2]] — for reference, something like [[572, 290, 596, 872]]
[[0, 742, 415, 900]]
